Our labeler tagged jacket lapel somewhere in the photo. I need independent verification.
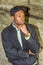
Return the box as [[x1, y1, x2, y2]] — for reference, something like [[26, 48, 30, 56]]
[[9, 24, 22, 50]]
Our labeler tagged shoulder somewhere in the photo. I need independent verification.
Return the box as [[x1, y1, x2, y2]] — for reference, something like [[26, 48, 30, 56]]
[[1, 24, 12, 36], [28, 24, 38, 30], [26, 24, 38, 36], [27, 24, 37, 32]]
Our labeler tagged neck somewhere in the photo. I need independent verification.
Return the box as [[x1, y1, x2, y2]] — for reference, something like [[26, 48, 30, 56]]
[[13, 22, 21, 30]]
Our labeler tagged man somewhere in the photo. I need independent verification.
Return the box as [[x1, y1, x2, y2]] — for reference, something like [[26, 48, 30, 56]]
[[1, 6, 40, 65]]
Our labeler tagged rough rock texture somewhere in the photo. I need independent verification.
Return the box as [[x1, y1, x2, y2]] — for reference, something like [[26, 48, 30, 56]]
[[0, 0, 43, 65]]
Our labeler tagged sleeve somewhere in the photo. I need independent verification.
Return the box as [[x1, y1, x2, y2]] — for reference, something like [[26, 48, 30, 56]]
[[1, 31, 29, 61], [25, 35, 30, 40], [25, 27, 40, 53]]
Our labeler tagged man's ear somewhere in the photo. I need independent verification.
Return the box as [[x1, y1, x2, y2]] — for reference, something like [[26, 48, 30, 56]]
[[10, 16, 14, 20]]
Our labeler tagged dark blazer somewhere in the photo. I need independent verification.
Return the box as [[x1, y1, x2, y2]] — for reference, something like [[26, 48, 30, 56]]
[[1, 23, 40, 65]]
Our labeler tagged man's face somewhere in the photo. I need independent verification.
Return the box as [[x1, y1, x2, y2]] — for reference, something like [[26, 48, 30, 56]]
[[13, 10, 25, 25]]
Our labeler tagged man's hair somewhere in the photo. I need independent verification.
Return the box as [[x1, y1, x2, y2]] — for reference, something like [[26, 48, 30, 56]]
[[10, 6, 30, 16]]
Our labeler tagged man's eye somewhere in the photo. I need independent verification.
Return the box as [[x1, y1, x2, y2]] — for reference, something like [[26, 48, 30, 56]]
[[18, 15, 21, 17]]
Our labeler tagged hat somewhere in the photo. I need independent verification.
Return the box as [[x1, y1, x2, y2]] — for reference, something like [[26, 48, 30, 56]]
[[10, 6, 30, 16]]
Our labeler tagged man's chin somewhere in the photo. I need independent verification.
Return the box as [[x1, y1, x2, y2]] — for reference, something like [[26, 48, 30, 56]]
[[19, 23, 25, 25], [16, 22, 25, 25]]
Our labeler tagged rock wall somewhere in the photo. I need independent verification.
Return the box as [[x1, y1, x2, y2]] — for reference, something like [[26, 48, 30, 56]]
[[0, 0, 43, 65]]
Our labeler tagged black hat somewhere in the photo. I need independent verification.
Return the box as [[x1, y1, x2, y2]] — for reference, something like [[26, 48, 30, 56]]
[[10, 6, 30, 16]]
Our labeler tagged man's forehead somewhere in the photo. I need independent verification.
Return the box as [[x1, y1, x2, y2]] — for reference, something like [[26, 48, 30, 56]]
[[14, 10, 25, 15]]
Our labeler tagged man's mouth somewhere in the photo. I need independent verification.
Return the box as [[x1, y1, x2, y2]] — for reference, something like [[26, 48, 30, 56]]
[[16, 22, 25, 25]]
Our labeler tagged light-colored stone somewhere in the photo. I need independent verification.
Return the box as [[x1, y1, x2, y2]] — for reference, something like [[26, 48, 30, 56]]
[[39, 49, 43, 65], [30, 0, 43, 5], [0, 0, 43, 65], [0, 0, 28, 6]]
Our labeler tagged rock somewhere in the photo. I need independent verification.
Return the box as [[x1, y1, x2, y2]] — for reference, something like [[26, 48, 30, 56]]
[[0, 0, 43, 65]]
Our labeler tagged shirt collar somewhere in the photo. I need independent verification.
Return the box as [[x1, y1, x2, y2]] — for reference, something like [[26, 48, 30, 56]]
[[12, 22, 19, 31]]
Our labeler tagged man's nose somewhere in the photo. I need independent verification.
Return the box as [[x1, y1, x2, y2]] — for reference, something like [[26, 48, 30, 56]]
[[21, 16, 25, 20]]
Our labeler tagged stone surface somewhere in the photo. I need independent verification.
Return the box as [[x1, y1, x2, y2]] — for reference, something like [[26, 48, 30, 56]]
[[0, 0, 43, 65], [39, 49, 43, 65]]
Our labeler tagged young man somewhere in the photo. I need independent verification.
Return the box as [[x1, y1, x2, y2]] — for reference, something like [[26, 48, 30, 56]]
[[1, 6, 40, 65]]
